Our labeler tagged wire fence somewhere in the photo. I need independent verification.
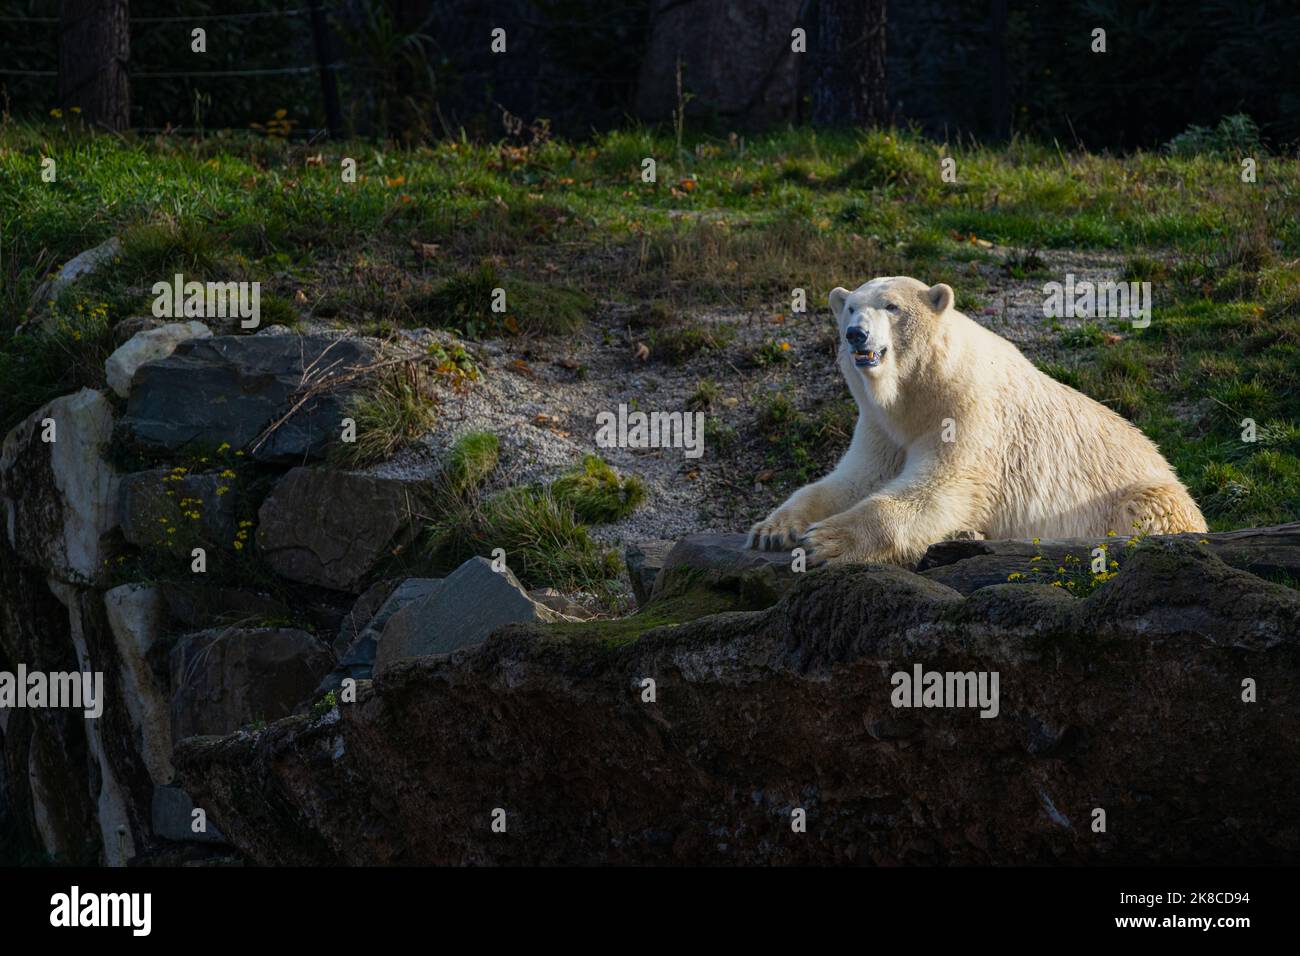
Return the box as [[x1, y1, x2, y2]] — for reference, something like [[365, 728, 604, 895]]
[[0, 6, 340, 76], [0, 4, 347, 134]]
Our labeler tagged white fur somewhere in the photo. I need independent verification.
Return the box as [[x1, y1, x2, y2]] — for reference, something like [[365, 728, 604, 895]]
[[747, 276, 1206, 566]]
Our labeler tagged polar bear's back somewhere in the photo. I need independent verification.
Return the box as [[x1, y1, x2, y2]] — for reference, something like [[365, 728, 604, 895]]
[[951, 313, 1192, 539]]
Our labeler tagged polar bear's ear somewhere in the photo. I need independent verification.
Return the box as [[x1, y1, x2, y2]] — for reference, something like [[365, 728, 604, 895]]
[[927, 283, 954, 314], [829, 287, 850, 317]]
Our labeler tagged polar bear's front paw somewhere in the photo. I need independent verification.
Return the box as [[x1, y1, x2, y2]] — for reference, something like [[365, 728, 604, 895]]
[[746, 508, 810, 551], [798, 519, 861, 566]]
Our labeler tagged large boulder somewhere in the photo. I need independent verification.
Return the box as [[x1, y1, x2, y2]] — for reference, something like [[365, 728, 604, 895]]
[[169, 627, 334, 740], [116, 335, 377, 462], [176, 540, 1300, 865], [374, 557, 557, 674], [255, 468, 424, 592], [0, 388, 118, 584], [917, 522, 1300, 594], [104, 321, 211, 398]]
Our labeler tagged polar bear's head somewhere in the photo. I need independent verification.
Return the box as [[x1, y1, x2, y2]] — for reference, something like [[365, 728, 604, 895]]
[[828, 276, 955, 383]]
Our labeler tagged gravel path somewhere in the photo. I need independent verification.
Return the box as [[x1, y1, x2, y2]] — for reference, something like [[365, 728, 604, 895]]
[[350, 249, 1130, 565]]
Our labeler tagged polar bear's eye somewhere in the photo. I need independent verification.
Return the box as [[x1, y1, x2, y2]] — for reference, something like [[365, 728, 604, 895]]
[[884, 302, 900, 313]]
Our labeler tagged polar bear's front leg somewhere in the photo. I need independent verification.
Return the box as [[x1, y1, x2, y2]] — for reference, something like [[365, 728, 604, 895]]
[[747, 415, 903, 551], [746, 474, 862, 550], [800, 468, 987, 567]]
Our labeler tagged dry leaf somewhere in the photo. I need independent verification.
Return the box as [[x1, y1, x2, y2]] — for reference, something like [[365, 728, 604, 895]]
[[633, 342, 650, 362], [305, 153, 324, 167], [409, 239, 440, 260], [754, 469, 776, 483], [293, 289, 308, 305]]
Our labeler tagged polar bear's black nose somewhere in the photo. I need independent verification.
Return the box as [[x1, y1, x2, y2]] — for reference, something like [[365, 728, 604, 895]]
[[846, 327, 868, 348]]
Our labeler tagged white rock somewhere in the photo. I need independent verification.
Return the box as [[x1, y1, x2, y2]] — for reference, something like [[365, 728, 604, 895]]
[[104, 584, 175, 786], [104, 320, 211, 398], [28, 236, 123, 313], [0, 388, 118, 584], [49, 578, 138, 866]]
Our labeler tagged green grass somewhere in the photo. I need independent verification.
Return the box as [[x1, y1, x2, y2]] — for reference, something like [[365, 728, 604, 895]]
[[331, 361, 438, 469], [413, 433, 632, 598], [424, 484, 621, 595], [2, 120, 1298, 531], [443, 430, 500, 496], [551, 454, 646, 523]]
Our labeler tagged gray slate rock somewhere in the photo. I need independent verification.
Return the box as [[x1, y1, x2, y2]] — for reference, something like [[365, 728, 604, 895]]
[[375, 557, 555, 674], [116, 334, 377, 462], [256, 467, 423, 592], [331, 578, 400, 657], [316, 577, 443, 695], [624, 539, 673, 606], [152, 785, 227, 844], [651, 532, 798, 599], [169, 626, 333, 740]]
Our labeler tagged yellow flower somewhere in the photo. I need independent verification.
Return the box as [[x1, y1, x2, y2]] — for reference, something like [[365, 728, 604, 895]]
[[1031, 537, 1040, 545], [1106, 530, 1117, 537], [166, 527, 176, 535], [233, 540, 244, 550], [218, 442, 231, 453], [1007, 572, 1023, 581], [219, 469, 236, 479], [50, 108, 63, 118], [215, 486, 229, 496]]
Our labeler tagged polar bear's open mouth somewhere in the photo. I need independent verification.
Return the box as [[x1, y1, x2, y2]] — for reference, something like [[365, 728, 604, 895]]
[[853, 346, 887, 368]]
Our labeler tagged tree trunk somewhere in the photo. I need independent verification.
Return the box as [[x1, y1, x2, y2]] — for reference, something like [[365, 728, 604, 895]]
[[634, 0, 805, 127], [58, 0, 130, 131], [811, 0, 887, 128]]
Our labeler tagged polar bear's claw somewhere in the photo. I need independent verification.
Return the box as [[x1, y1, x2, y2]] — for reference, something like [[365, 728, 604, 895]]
[[746, 512, 805, 550]]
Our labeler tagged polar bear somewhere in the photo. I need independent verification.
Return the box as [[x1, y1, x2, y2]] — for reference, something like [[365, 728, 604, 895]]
[[747, 276, 1206, 566]]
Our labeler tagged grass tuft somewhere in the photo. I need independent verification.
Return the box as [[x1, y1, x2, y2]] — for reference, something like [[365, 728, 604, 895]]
[[551, 454, 647, 523]]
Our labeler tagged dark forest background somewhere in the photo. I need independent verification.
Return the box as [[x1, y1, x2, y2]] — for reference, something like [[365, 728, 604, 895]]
[[1, 0, 1297, 150]]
